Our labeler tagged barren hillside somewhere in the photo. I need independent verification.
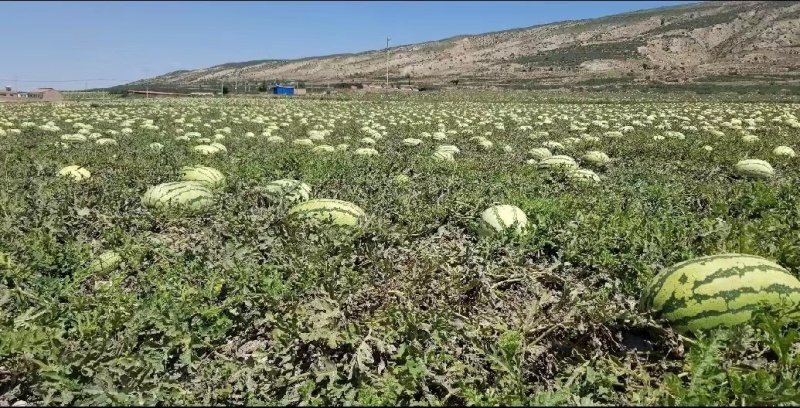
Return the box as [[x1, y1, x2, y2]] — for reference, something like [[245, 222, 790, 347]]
[[131, 1, 800, 87]]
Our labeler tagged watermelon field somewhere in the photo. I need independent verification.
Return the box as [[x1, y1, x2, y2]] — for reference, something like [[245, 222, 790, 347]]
[[2, 91, 800, 405]]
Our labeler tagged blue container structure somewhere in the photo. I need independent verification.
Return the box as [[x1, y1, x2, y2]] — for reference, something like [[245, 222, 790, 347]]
[[272, 86, 295, 95]]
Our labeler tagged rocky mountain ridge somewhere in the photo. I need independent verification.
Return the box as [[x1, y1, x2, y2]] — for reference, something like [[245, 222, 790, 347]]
[[131, 1, 800, 87]]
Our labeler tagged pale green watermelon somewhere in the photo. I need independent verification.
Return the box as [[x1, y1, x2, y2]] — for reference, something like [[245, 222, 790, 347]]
[[86, 251, 122, 275], [288, 199, 366, 227], [538, 155, 578, 170], [142, 181, 215, 212], [180, 166, 226, 188], [58, 165, 91, 182], [477, 204, 529, 238], [258, 179, 311, 203], [734, 159, 774, 180], [773, 146, 796, 158], [581, 151, 610, 166]]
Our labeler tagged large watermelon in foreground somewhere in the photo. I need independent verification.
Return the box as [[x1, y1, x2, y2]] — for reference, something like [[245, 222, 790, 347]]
[[477, 204, 529, 238], [640, 253, 800, 333], [734, 159, 774, 180], [287, 199, 365, 227], [142, 181, 215, 212]]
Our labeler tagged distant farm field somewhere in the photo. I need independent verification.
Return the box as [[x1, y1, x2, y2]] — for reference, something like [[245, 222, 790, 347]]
[[2, 93, 800, 405]]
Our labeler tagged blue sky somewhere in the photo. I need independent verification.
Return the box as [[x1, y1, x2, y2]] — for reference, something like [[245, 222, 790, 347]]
[[0, 1, 697, 90]]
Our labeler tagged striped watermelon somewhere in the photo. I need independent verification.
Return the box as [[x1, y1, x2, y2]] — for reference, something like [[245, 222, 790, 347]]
[[355, 148, 379, 156], [639, 253, 800, 333], [267, 136, 285, 144], [773, 146, 796, 158], [528, 148, 553, 161], [58, 165, 91, 182], [308, 130, 326, 141], [86, 251, 122, 275], [180, 166, 226, 188], [394, 174, 411, 184], [287, 199, 365, 227], [741, 135, 760, 143], [193, 145, 221, 155], [665, 131, 686, 140], [436, 145, 460, 155], [149, 142, 164, 151], [567, 169, 601, 185], [402, 138, 422, 146], [477, 140, 494, 150], [142, 181, 215, 212], [538, 155, 578, 170], [209, 143, 227, 153], [431, 151, 455, 162], [582, 151, 610, 166], [734, 159, 774, 180], [259, 179, 311, 203], [61, 134, 87, 142], [542, 141, 564, 150], [477, 205, 529, 238], [96, 138, 117, 146]]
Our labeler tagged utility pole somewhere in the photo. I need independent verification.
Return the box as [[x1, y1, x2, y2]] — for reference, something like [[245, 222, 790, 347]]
[[386, 37, 391, 90]]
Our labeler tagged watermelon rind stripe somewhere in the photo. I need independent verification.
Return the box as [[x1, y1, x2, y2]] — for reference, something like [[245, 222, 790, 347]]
[[668, 297, 800, 329], [144, 182, 212, 209], [148, 183, 191, 203], [183, 194, 214, 208], [688, 264, 792, 290], [643, 254, 767, 310], [660, 282, 800, 317], [159, 185, 205, 204]]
